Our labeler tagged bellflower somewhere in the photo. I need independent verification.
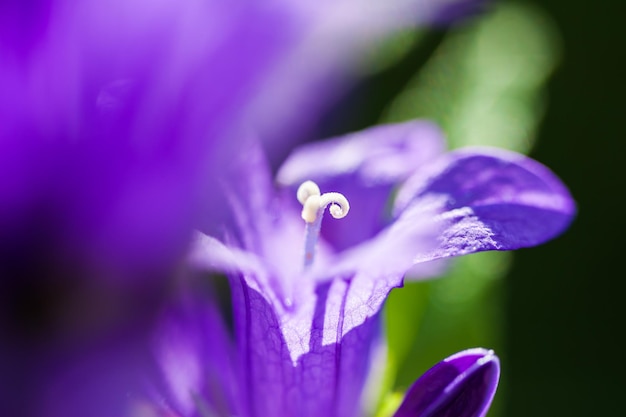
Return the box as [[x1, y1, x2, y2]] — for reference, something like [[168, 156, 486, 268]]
[[148, 121, 575, 417], [1, 2, 499, 415]]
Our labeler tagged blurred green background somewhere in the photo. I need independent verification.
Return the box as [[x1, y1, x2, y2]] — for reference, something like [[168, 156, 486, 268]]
[[315, 1, 625, 415]]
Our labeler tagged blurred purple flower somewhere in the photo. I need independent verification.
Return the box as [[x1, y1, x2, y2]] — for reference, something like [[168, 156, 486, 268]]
[[0, 0, 297, 285], [144, 121, 574, 417], [0, 3, 298, 411]]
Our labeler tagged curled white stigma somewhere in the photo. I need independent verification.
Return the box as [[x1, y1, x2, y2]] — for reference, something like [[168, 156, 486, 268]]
[[296, 180, 350, 223], [297, 180, 321, 205]]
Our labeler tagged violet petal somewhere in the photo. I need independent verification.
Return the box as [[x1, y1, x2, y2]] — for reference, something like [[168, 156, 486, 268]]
[[228, 272, 381, 417], [151, 291, 239, 417], [395, 147, 576, 261]]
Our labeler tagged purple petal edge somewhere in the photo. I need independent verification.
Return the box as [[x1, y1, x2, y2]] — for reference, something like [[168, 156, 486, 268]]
[[150, 289, 239, 417], [395, 147, 576, 261], [394, 348, 500, 417]]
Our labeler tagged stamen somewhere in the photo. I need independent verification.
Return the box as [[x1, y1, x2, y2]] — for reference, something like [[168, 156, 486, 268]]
[[296, 181, 350, 267], [320, 192, 350, 220]]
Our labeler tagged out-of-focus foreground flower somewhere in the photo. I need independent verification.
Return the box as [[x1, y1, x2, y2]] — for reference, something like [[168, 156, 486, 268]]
[[1, 1, 294, 412], [145, 122, 574, 417], [0, 0, 294, 286]]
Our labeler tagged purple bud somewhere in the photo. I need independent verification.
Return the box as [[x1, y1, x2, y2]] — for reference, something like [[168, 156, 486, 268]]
[[394, 348, 500, 417]]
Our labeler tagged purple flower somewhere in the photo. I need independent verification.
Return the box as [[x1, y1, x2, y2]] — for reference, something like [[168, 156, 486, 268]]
[[0, 0, 296, 285], [148, 121, 574, 417]]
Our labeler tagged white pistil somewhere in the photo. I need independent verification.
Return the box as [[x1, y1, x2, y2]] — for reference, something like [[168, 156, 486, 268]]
[[296, 180, 350, 268]]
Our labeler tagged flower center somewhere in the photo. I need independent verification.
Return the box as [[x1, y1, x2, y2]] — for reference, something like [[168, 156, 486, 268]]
[[297, 180, 350, 268]]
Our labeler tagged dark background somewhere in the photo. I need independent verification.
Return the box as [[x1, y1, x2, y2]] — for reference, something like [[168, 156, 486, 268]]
[[508, 1, 626, 416]]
